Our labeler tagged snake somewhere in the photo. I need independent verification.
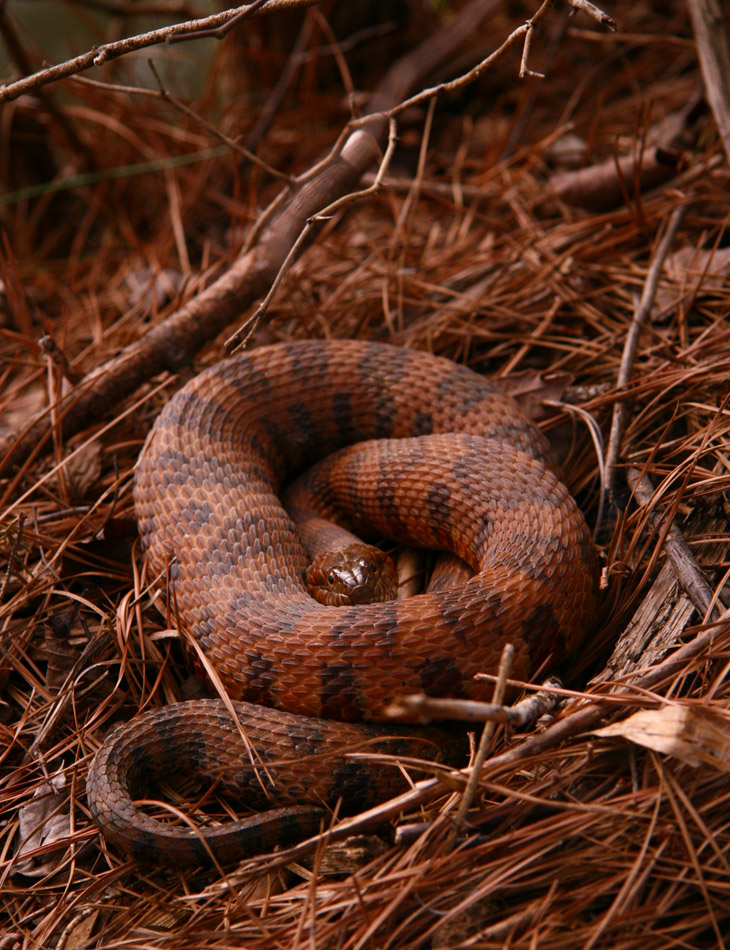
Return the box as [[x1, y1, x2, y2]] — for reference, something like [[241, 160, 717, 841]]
[[86, 340, 598, 865]]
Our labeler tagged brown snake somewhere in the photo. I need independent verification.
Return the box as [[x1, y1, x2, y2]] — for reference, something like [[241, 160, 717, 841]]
[[87, 340, 598, 865]]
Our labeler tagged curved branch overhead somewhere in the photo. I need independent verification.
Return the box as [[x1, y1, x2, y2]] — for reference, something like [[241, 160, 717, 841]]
[[0, 0, 611, 475]]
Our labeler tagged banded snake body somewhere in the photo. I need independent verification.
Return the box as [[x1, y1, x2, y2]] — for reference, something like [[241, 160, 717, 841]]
[[87, 340, 598, 865]]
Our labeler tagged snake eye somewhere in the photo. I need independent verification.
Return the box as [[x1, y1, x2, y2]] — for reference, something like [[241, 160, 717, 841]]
[[368, 561, 376, 572], [328, 573, 335, 585]]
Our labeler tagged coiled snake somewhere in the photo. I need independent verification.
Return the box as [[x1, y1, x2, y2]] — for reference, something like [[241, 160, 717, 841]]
[[87, 340, 598, 865]]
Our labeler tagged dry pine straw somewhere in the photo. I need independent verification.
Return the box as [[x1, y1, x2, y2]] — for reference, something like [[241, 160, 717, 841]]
[[3, 4, 730, 948]]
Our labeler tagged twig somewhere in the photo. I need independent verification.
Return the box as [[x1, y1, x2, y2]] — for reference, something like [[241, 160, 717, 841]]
[[687, 0, 730, 166], [520, 22, 545, 80], [387, 676, 563, 726], [604, 206, 687, 501], [505, 8, 569, 157], [1, 0, 548, 473], [626, 468, 726, 622], [354, 24, 529, 128], [0, 0, 616, 473], [568, 0, 616, 30], [453, 644, 512, 828], [0, 0, 325, 103], [345, 0, 614, 126], [225, 116, 398, 353], [167, 0, 270, 42]]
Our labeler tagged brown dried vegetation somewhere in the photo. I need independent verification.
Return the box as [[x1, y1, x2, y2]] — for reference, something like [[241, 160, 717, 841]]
[[2, 1, 730, 947]]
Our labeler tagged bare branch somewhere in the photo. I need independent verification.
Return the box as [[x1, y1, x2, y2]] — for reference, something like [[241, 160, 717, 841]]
[[0, 0, 326, 103], [568, 0, 616, 31], [167, 0, 270, 42], [0, 0, 616, 475], [225, 117, 399, 353], [687, 0, 730, 166], [605, 206, 687, 501], [387, 677, 564, 726], [627, 468, 726, 622], [453, 643, 513, 828]]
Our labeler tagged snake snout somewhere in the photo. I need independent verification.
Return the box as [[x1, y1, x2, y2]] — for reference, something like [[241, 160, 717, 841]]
[[306, 543, 398, 606], [348, 582, 379, 605]]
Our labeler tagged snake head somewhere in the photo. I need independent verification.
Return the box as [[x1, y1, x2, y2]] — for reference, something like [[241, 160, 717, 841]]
[[305, 543, 398, 606]]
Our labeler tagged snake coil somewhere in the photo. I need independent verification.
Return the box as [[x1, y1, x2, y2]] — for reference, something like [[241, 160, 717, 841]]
[[87, 340, 598, 865]]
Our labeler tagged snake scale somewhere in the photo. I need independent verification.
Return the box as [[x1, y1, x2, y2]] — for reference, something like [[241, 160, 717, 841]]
[[87, 340, 598, 865]]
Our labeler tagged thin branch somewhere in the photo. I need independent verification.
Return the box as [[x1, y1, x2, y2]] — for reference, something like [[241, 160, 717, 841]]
[[453, 643, 512, 827], [604, 206, 687, 501], [520, 24, 545, 79], [626, 468, 726, 622], [388, 677, 564, 726], [569, 0, 616, 30], [225, 116, 398, 353], [687, 0, 730, 166], [0, 0, 616, 474], [354, 23, 530, 127], [167, 0, 270, 42], [0, 0, 326, 103]]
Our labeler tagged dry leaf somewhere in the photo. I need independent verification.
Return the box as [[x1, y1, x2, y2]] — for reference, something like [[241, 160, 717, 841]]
[[594, 705, 730, 772], [500, 370, 573, 422], [15, 770, 71, 877], [655, 245, 730, 316]]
